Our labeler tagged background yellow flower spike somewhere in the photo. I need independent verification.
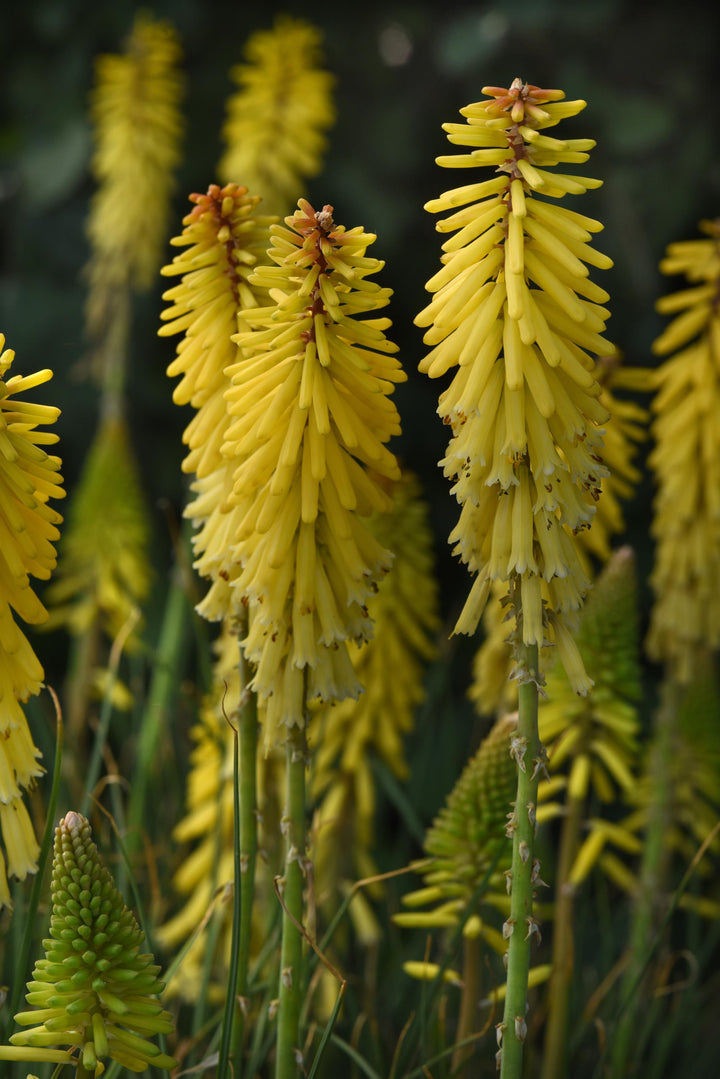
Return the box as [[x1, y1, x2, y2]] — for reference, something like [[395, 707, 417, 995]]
[[646, 218, 720, 682], [219, 17, 335, 217], [418, 78, 615, 692], [85, 12, 184, 347], [0, 333, 64, 909], [227, 199, 406, 746]]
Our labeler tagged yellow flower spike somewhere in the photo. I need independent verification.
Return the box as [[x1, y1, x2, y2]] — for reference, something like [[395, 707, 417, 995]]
[[160, 182, 276, 621], [419, 79, 613, 688], [219, 17, 335, 217], [0, 333, 64, 909], [85, 13, 184, 341], [226, 199, 406, 744], [646, 218, 720, 681]]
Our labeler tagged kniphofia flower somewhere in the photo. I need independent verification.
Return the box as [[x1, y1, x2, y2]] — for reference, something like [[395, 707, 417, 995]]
[[646, 219, 720, 681], [0, 811, 176, 1074], [0, 333, 64, 908], [85, 13, 183, 343], [417, 79, 613, 689], [218, 17, 335, 217], [160, 182, 276, 621], [225, 199, 406, 746]]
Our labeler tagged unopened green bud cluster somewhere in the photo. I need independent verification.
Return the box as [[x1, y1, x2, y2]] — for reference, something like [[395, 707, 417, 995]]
[[397, 715, 519, 931], [9, 811, 176, 1074], [425, 714, 518, 892]]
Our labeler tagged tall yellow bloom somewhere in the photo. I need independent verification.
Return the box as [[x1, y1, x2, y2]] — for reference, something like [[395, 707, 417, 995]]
[[646, 218, 720, 681], [218, 17, 335, 217], [159, 182, 276, 621], [0, 333, 64, 907], [86, 13, 183, 339], [226, 199, 406, 746], [418, 79, 613, 689]]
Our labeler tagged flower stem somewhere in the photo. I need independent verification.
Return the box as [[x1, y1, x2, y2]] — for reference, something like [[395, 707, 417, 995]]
[[500, 640, 540, 1079], [610, 680, 676, 1077], [276, 723, 307, 1079], [539, 789, 585, 1079], [232, 626, 259, 1059], [452, 932, 483, 1076]]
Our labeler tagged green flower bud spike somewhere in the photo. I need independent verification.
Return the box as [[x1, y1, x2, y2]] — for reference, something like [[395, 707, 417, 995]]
[[0, 811, 177, 1076]]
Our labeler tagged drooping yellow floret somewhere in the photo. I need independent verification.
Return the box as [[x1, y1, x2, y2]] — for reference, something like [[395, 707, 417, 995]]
[[470, 352, 650, 717], [218, 17, 335, 217], [160, 182, 276, 621], [418, 79, 613, 691], [85, 13, 183, 339], [646, 219, 720, 681], [0, 333, 64, 907], [226, 199, 406, 744]]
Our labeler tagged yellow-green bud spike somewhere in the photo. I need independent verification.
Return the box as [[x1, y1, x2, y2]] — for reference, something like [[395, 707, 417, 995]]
[[0, 812, 177, 1072]]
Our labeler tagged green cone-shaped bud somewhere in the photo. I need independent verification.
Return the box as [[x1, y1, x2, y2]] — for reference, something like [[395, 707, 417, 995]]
[[424, 714, 518, 893], [7, 811, 176, 1075], [574, 545, 641, 702]]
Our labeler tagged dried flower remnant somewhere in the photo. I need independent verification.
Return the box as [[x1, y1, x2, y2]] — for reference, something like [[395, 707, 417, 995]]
[[226, 199, 406, 746], [417, 78, 613, 690]]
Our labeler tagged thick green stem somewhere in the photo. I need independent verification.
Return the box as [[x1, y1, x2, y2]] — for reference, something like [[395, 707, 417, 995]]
[[452, 932, 483, 1076], [610, 681, 676, 1077], [232, 629, 259, 1058], [540, 790, 585, 1079], [500, 641, 540, 1079], [276, 724, 307, 1079]]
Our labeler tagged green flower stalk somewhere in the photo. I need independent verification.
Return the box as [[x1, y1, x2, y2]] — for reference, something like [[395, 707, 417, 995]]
[[395, 716, 551, 1072], [218, 17, 335, 217], [0, 333, 64, 908], [0, 811, 176, 1076], [417, 78, 613, 1077]]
